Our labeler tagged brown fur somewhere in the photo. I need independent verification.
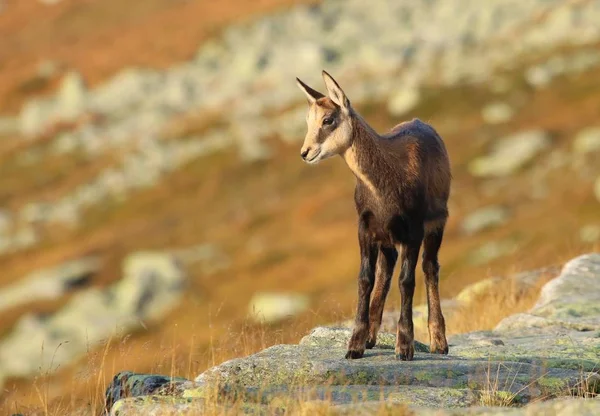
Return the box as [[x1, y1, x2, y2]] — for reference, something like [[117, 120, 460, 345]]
[[297, 72, 450, 359]]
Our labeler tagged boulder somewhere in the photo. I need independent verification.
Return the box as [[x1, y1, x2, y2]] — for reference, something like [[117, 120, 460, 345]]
[[0, 252, 185, 388], [56, 71, 88, 120], [0, 256, 100, 314], [460, 206, 510, 235], [469, 130, 551, 178], [248, 292, 309, 324], [103, 235, 600, 412], [580, 225, 600, 243], [573, 127, 600, 155], [19, 98, 53, 137], [467, 239, 519, 265], [481, 102, 514, 124], [387, 86, 420, 116]]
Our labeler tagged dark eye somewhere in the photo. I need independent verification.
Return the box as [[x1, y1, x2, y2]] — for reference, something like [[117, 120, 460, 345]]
[[323, 117, 334, 126]]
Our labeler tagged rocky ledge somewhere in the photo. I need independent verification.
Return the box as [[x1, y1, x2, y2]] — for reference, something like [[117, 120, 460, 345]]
[[104, 254, 600, 415]]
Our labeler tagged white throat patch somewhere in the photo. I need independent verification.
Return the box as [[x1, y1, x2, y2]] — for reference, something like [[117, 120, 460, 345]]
[[343, 147, 381, 202]]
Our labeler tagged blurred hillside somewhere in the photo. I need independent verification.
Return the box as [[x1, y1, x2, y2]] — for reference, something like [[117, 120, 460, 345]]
[[0, 0, 599, 414]]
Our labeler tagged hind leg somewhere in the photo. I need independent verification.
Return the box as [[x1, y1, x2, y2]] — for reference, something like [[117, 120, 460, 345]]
[[366, 245, 398, 349], [422, 226, 448, 355]]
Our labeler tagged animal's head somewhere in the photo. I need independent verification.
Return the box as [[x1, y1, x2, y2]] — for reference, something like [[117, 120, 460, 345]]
[[296, 71, 353, 164]]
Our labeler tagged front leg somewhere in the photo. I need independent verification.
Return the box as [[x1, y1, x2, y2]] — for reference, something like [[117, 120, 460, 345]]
[[346, 216, 378, 359], [395, 240, 421, 361], [366, 245, 398, 349]]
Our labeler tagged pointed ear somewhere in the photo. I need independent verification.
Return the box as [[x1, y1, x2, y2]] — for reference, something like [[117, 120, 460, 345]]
[[322, 70, 350, 112], [296, 78, 324, 104]]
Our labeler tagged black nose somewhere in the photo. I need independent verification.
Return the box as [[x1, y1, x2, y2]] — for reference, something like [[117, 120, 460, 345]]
[[301, 149, 310, 159]]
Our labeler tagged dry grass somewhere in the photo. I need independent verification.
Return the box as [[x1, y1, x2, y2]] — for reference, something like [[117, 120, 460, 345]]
[[0, 267, 563, 415], [444, 271, 556, 339], [0, 9, 599, 413]]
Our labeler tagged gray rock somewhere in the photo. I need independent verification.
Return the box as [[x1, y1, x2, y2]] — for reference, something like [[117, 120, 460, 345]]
[[51, 132, 80, 154], [335, 399, 600, 416], [19, 98, 53, 137], [20, 202, 51, 224], [248, 292, 309, 324], [531, 253, 600, 329], [299, 326, 429, 353], [0, 256, 100, 314], [495, 254, 600, 334], [0, 209, 12, 234], [56, 71, 88, 121], [89, 68, 163, 114], [105, 371, 193, 411], [573, 127, 600, 155], [580, 225, 600, 243], [171, 244, 230, 275], [12, 226, 38, 250], [467, 239, 519, 265], [272, 107, 307, 143], [461, 206, 510, 235], [387, 85, 420, 116], [481, 102, 514, 124], [195, 336, 597, 404], [0, 252, 185, 387], [469, 130, 551, 177], [525, 65, 553, 88], [105, 254, 600, 415], [37, 60, 62, 79], [230, 118, 273, 162], [10, 0, 600, 255]]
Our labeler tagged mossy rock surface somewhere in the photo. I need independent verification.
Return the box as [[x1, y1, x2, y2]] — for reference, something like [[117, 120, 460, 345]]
[[106, 254, 600, 415]]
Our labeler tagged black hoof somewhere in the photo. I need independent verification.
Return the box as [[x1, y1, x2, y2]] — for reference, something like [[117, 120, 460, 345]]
[[345, 350, 364, 359]]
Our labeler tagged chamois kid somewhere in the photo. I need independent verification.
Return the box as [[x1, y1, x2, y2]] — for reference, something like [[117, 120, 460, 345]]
[[296, 71, 451, 360]]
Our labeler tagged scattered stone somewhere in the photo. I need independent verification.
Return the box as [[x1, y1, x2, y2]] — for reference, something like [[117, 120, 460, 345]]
[[231, 118, 273, 162], [37, 60, 62, 79], [248, 292, 309, 324], [19, 98, 52, 137], [460, 205, 510, 235], [0, 257, 100, 314], [56, 71, 88, 121], [489, 77, 512, 94], [0, 252, 185, 388], [272, 107, 307, 143], [387, 85, 420, 116], [5, 0, 600, 255], [0, 210, 11, 234], [12, 226, 38, 250], [573, 127, 600, 155], [580, 225, 600, 243], [467, 239, 519, 265], [51, 131, 79, 154], [469, 130, 551, 177], [524, 65, 552, 88], [170, 244, 230, 275], [481, 102, 514, 124]]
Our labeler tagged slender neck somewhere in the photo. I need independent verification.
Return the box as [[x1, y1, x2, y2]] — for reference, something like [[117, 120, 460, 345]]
[[342, 112, 384, 197]]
